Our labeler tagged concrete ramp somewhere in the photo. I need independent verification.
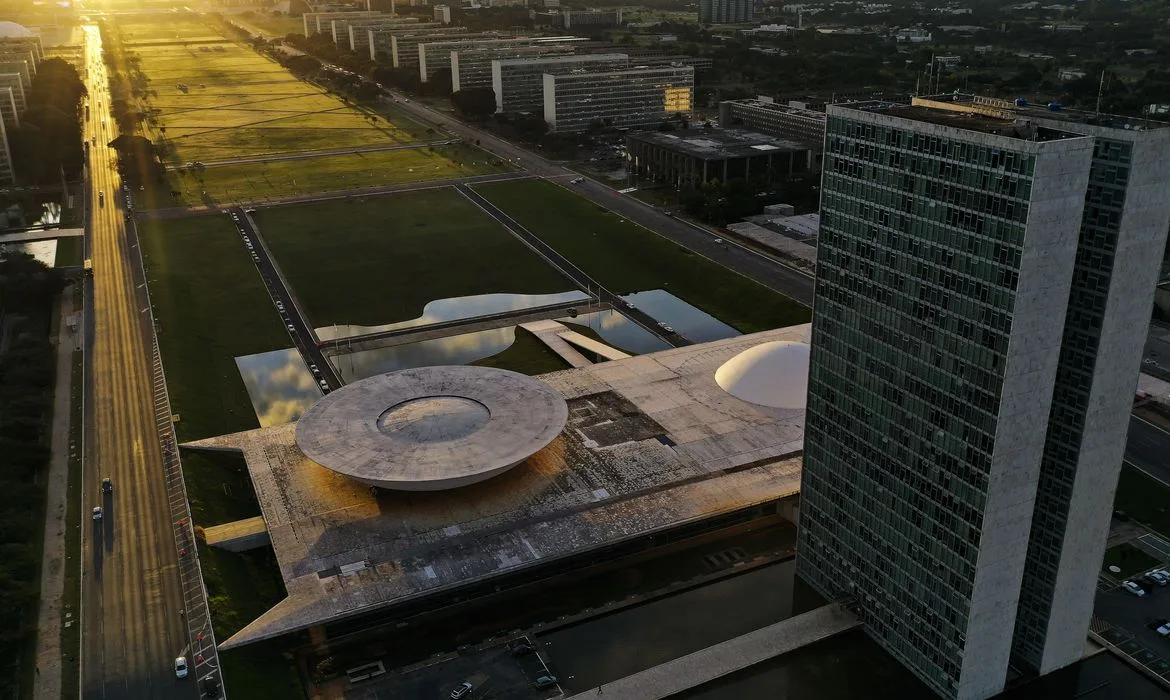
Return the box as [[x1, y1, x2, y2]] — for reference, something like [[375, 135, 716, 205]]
[[203, 516, 271, 552], [557, 329, 630, 361], [565, 602, 861, 700], [520, 320, 593, 368]]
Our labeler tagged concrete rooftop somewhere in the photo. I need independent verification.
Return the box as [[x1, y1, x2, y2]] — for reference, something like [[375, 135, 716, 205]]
[[295, 366, 568, 490], [187, 326, 811, 650]]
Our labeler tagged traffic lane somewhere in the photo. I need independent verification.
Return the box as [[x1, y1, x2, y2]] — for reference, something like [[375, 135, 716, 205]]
[[1126, 415, 1170, 486], [577, 180, 816, 308], [230, 209, 340, 390]]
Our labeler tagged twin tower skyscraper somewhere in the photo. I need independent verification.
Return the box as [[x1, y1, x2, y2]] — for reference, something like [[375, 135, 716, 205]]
[[796, 95, 1170, 699]]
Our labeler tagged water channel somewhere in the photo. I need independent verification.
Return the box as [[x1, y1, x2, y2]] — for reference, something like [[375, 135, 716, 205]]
[[235, 348, 321, 427]]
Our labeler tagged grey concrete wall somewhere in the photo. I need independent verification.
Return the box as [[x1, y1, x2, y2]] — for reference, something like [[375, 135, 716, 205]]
[[957, 135, 1094, 700], [1037, 127, 1170, 673]]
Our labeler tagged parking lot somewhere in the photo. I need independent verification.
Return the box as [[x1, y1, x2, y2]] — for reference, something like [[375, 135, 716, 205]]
[[328, 636, 562, 700], [1095, 559, 1170, 685]]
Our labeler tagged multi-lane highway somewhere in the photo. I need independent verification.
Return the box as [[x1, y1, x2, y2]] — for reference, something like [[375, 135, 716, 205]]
[[79, 26, 200, 700]]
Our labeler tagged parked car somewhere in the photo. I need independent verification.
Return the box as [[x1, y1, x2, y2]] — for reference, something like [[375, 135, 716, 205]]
[[1157, 624, 1170, 638], [1150, 570, 1170, 587], [102, 477, 112, 493], [1124, 580, 1147, 597], [534, 676, 559, 689], [1146, 617, 1169, 631], [1113, 509, 1130, 521], [449, 681, 473, 699], [174, 656, 188, 678], [510, 643, 535, 656]]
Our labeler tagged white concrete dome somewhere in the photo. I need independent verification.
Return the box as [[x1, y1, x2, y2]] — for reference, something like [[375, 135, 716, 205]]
[[715, 340, 810, 410], [295, 365, 568, 491], [0, 22, 34, 38]]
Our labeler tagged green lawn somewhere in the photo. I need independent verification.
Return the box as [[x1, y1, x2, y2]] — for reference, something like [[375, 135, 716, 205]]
[[54, 236, 83, 267], [1102, 542, 1161, 578], [142, 145, 509, 210], [1115, 464, 1170, 537], [255, 189, 574, 327], [471, 327, 569, 376], [475, 180, 810, 333], [138, 214, 288, 441]]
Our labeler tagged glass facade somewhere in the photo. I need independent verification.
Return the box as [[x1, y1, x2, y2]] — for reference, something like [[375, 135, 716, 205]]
[[798, 113, 1038, 698]]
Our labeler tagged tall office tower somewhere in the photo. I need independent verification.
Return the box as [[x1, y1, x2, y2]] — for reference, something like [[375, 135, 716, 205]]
[[796, 96, 1170, 700], [698, 0, 753, 24]]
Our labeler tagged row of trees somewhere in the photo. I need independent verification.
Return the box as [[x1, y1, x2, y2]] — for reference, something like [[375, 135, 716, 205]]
[[0, 252, 65, 696], [8, 59, 87, 185]]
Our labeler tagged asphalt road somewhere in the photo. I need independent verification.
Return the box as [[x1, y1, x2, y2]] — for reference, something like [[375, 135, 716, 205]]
[[80, 26, 197, 700], [229, 206, 342, 390], [1126, 415, 1170, 486]]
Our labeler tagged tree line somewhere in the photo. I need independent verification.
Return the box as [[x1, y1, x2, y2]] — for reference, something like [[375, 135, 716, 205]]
[[0, 252, 66, 696], [9, 58, 86, 185]]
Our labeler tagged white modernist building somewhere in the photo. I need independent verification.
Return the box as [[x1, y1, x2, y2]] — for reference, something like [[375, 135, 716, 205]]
[[451, 42, 581, 92], [491, 53, 628, 113], [542, 64, 694, 132]]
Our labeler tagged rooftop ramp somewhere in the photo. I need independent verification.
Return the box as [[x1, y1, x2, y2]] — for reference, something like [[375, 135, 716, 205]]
[[520, 320, 593, 368], [565, 602, 861, 699], [557, 329, 631, 361], [202, 516, 270, 552]]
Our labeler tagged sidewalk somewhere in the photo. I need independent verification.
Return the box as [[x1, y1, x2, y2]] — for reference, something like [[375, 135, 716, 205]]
[[34, 287, 81, 700]]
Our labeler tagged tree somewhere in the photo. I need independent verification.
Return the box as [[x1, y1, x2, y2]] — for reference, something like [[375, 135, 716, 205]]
[[450, 87, 497, 118], [8, 58, 86, 184]]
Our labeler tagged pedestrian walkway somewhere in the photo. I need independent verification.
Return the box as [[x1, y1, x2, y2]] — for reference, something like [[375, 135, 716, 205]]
[[565, 602, 860, 700], [520, 320, 593, 368], [33, 290, 81, 700], [558, 329, 630, 362], [0, 227, 85, 245]]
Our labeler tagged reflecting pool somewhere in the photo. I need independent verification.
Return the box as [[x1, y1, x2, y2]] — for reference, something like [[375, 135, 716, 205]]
[[620, 289, 740, 343], [330, 326, 521, 383], [235, 348, 322, 427], [316, 290, 591, 342]]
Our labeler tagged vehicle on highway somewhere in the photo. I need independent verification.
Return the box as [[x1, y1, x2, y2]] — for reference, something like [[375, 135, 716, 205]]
[[276, 301, 285, 311], [534, 675, 559, 689], [319, 379, 329, 390], [174, 656, 188, 678], [449, 681, 473, 699], [657, 322, 676, 333], [92, 506, 102, 521], [570, 177, 584, 184], [309, 364, 320, 376], [287, 324, 296, 332], [1123, 580, 1147, 597], [713, 238, 724, 244], [625, 301, 636, 309], [98, 191, 104, 206], [102, 477, 112, 493]]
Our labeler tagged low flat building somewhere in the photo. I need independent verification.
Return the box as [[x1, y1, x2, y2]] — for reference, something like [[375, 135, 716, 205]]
[[335, 16, 421, 51], [543, 64, 693, 132], [189, 327, 810, 651], [0, 73, 24, 119], [420, 36, 581, 83], [492, 52, 628, 113], [0, 101, 14, 185], [626, 128, 813, 186], [303, 10, 382, 37], [391, 29, 492, 69], [367, 23, 447, 61], [452, 43, 577, 92], [719, 98, 826, 167], [560, 9, 623, 27]]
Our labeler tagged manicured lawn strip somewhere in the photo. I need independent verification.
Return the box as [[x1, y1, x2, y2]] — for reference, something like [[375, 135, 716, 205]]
[[472, 327, 569, 376], [1102, 542, 1161, 578], [1115, 464, 1170, 538], [220, 642, 304, 700], [255, 190, 573, 327], [142, 145, 510, 209], [138, 214, 288, 441], [476, 180, 809, 333]]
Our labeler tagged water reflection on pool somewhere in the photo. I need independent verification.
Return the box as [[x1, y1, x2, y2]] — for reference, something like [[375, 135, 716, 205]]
[[330, 326, 520, 383], [0, 240, 57, 266], [316, 290, 590, 342], [235, 348, 322, 427], [560, 309, 671, 355], [620, 289, 740, 343]]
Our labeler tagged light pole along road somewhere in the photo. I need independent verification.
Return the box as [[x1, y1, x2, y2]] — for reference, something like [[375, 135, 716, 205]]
[[79, 25, 206, 700]]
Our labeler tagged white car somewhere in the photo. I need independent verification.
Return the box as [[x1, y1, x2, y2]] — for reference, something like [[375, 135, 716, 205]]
[[174, 656, 188, 678], [92, 506, 102, 521], [449, 682, 473, 699], [1157, 624, 1170, 638], [1152, 570, 1170, 586], [1123, 580, 1147, 597]]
